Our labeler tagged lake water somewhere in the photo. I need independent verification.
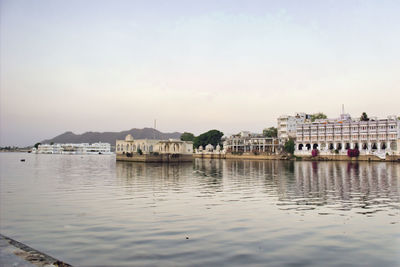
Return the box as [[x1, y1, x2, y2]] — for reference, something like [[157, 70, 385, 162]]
[[0, 153, 399, 266]]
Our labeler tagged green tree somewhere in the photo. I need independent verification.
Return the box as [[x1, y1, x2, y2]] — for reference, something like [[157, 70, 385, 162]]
[[263, 127, 278, 137], [34, 142, 41, 149], [193, 130, 224, 148], [311, 113, 327, 122], [284, 138, 295, 154], [180, 132, 195, 141], [360, 112, 369, 121]]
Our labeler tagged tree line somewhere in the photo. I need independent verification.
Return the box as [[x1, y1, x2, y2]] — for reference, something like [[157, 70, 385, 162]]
[[180, 130, 224, 149]]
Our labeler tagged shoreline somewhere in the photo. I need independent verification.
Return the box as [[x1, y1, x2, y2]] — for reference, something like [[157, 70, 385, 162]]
[[194, 153, 400, 162], [0, 234, 72, 267]]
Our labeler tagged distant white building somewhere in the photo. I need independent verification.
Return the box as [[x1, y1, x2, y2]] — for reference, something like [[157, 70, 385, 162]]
[[33, 142, 111, 154], [295, 114, 400, 158], [277, 113, 311, 144]]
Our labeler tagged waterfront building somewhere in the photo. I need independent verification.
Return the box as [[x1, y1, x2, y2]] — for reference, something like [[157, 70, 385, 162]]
[[116, 134, 193, 155], [277, 113, 311, 144], [33, 142, 111, 154], [295, 113, 400, 158], [223, 132, 280, 154]]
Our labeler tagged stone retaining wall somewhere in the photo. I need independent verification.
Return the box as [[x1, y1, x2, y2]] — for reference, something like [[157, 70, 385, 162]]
[[116, 154, 193, 163], [119, 153, 400, 162], [298, 154, 400, 162], [193, 153, 284, 160]]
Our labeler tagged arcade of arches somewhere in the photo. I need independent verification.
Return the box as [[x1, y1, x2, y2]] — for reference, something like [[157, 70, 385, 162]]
[[296, 141, 397, 153]]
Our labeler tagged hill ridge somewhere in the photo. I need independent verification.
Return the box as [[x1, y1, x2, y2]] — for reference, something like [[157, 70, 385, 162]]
[[40, 128, 182, 145]]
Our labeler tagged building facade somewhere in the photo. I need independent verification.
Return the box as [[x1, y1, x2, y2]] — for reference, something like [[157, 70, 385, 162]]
[[295, 114, 400, 158], [277, 113, 311, 144], [116, 134, 193, 155], [223, 131, 280, 154], [33, 142, 111, 154]]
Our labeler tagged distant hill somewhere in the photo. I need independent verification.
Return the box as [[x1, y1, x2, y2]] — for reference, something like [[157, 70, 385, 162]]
[[40, 128, 182, 146]]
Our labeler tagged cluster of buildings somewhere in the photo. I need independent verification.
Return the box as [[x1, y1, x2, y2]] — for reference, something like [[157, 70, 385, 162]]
[[33, 142, 111, 154], [33, 110, 400, 161], [206, 113, 310, 157], [204, 111, 400, 159]]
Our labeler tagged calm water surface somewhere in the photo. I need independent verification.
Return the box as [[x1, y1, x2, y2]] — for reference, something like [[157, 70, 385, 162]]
[[1, 153, 399, 266]]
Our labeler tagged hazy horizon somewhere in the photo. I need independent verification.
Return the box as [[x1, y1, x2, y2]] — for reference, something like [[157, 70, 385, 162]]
[[1, 0, 399, 146]]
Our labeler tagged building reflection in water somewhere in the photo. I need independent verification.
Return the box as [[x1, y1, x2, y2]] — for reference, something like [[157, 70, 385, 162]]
[[293, 162, 399, 204], [116, 159, 400, 210]]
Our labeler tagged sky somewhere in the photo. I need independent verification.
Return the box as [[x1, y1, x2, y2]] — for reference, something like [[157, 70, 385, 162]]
[[1, 0, 399, 146]]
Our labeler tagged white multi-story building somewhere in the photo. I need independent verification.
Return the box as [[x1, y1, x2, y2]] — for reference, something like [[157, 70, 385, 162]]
[[33, 142, 111, 154], [277, 113, 311, 144], [295, 114, 400, 158], [223, 132, 280, 154]]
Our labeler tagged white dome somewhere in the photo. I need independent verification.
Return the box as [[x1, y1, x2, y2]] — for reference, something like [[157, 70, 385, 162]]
[[125, 134, 134, 141], [205, 144, 214, 150]]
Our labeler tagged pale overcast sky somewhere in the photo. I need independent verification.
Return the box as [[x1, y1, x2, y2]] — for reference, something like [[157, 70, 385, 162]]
[[1, 0, 399, 146]]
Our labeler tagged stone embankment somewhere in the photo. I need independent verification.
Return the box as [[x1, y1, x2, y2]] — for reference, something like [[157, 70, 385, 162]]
[[0, 234, 72, 267], [194, 153, 400, 162], [116, 153, 193, 163], [193, 153, 287, 160], [298, 154, 400, 162]]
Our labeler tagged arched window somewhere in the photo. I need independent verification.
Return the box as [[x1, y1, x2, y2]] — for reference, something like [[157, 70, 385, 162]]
[[381, 142, 386, 150], [126, 144, 129, 151], [117, 144, 120, 151], [362, 143, 368, 150]]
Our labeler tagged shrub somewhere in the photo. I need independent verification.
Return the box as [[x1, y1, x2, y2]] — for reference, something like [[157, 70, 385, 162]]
[[284, 139, 295, 154], [311, 149, 319, 157]]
